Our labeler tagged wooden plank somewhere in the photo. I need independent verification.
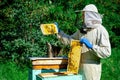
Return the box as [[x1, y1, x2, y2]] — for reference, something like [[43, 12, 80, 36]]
[[29, 57, 67, 61], [37, 74, 82, 80], [32, 65, 67, 70], [32, 59, 68, 65], [39, 71, 76, 77]]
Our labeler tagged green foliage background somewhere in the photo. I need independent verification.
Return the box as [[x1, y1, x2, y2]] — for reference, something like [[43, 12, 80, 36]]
[[0, 0, 119, 80]]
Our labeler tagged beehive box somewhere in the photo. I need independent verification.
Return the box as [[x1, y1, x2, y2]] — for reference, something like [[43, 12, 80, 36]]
[[37, 40, 82, 80], [29, 57, 68, 70], [29, 57, 68, 80]]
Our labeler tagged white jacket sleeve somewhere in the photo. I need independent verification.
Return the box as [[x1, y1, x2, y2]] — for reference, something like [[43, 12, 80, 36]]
[[92, 27, 111, 58], [57, 30, 80, 45]]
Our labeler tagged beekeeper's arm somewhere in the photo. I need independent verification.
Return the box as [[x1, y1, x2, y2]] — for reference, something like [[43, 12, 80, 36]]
[[80, 29, 111, 58], [92, 30, 111, 58], [57, 30, 80, 45], [54, 22, 80, 45]]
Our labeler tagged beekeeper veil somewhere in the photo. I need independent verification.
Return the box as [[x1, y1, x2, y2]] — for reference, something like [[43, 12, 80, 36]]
[[82, 4, 103, 28]]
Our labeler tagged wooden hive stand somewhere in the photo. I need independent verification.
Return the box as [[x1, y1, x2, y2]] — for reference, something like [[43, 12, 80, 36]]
[[36, 40, 82, 80]]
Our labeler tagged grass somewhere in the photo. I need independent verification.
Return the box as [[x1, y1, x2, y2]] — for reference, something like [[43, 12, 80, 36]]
[[0, 48, 119, 80], [0, 61, 28, 80], [101, 48, 119, 80]]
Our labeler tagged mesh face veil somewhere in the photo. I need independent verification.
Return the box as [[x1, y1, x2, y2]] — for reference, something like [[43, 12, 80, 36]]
[[82, 4, 103, 28], [84, 11, 102, 28]]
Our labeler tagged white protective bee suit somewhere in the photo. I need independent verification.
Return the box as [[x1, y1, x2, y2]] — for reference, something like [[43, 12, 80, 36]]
[[57, 4, 111, 80]]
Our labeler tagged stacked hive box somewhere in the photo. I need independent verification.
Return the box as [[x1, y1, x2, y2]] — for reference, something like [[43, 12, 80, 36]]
[[36, 40, 82, 80], [29, 57, 68, 80]]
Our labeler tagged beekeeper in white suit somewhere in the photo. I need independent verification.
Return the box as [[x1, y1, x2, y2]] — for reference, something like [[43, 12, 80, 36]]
[[55, 4, 111, 80]]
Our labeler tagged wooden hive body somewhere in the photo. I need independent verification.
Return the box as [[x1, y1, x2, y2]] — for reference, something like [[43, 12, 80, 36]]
[[38, 40, 82, 78]]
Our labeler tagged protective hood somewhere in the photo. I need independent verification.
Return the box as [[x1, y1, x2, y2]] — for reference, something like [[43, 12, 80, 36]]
[[81, 4, 103, 29], [84, 11, 103, 28], [82, 4, 98, 13]]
